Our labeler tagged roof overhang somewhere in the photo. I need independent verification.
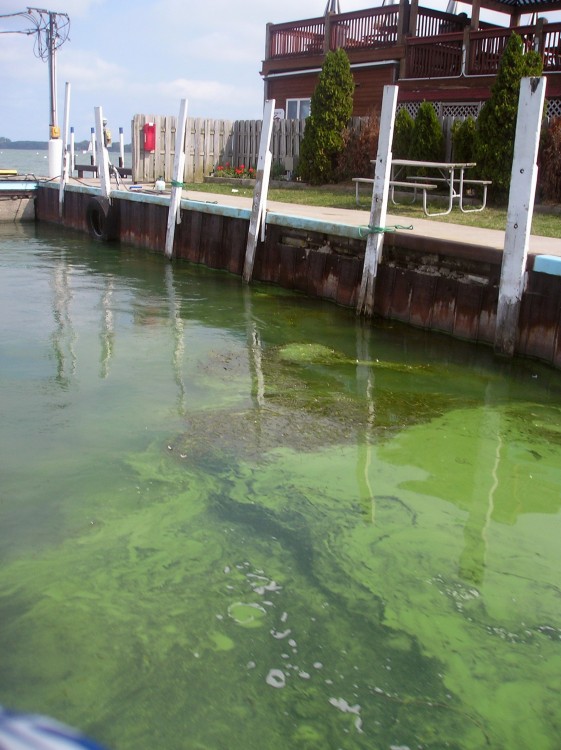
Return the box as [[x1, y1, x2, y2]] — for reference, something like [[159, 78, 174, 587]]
[[460, 0, 561, 14]]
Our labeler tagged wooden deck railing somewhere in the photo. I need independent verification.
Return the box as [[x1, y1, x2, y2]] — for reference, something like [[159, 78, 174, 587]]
[[406, 33, 464, 78], [468, 25, 536, 74], [415, 6, 467, 37], [269, 16, 325, 58], [540, 23, 561, 72], [406, 22, 561, 79], [328, 7, 400, 51], [268, 7, 402, 58], [266, 8, 561, 79]]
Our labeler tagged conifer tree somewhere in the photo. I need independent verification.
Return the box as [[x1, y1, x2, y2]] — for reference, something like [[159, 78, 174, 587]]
[[298, 48, 354, 185], [392, 108, 415, 159], [475, 32, 543, 198], [409, 101, 444, 162]]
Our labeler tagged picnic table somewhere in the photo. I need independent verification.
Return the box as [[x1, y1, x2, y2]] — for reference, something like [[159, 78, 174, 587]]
[[390, 159, 491, 216]]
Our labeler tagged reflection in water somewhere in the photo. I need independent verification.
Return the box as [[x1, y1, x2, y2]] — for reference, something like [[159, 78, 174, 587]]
[[243, 285, 266, 410], [99, 277, 115, 379], [1, 224, 561, 750], [355, 324, 377, 524], [165, 263, 187, 416], [459, 394, 502, 585], [51, 260, 76, 386]]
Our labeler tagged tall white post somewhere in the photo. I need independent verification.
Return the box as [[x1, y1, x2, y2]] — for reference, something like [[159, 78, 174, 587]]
[[243, 99, 275, 283], [165, 98, 189, 260], [70, 126, 75, 174], [494, 77, 546, 357], [58, 82, 71, 217], [94, 106, 111, 199], [90, 127, 96, 166], [357, 85, 399, 317], [119, 127, 125, 169]]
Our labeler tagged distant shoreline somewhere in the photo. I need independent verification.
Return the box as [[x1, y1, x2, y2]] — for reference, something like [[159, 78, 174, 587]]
[[0, 141, 131, 152]]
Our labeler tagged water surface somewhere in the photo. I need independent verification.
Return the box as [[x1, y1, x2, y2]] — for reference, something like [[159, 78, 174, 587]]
[[1, 222, 560, 750]]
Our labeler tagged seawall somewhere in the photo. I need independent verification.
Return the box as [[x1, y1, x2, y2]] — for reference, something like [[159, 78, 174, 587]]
[[36, 181, 561, 370]]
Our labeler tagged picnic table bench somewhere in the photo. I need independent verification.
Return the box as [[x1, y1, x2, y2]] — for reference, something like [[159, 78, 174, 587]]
[[353, 177, 437, 213], [389, 159, 491, 216], [405, 175, 492, 212]]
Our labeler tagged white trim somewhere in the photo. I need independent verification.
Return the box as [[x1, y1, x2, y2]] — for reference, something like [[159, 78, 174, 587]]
[[263, 59, 399, 80]]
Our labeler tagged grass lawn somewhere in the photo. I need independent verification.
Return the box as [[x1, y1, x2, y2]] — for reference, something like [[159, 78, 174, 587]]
[[183, 181, 561, 239]]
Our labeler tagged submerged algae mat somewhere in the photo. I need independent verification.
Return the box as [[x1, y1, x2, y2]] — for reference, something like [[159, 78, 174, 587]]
[[2, 402, 561, 750], [1, 226, 561, 750]]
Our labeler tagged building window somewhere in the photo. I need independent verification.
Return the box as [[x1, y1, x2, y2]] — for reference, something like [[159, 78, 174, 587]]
[[286, 98, 311, 119]]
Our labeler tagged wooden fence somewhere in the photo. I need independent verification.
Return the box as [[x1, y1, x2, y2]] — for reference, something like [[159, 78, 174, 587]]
[[132, 110, 528, 183], [132, 114, 306, 183]]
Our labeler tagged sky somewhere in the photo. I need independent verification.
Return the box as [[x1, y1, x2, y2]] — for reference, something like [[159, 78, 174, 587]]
[[0, 0, 541, 142]]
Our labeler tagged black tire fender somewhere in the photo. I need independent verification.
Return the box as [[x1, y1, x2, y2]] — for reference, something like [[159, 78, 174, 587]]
[[85, 196, 118, 241]]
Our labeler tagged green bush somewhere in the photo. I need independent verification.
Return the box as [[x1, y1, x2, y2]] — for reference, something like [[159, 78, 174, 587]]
[[409, 101, 444, 163], [475, 32, 543, 199], [392, 107, 415, 159], [451, 117, 476, 163], [298, 49, 355, 185]]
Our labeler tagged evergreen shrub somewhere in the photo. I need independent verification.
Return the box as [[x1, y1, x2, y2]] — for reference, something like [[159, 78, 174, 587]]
[[298, 49, 355, 185], [474, 32, 543, 199], [392, 107, 414, 159], [409, 101, 444, 163], [451, 117, 476, 163]]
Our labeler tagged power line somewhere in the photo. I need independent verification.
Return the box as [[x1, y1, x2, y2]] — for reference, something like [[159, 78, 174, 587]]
[[0, 8, 71, 137]]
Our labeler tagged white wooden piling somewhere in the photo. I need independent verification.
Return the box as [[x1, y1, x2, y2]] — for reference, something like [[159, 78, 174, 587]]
[[70, 126, 75, 174], [357, 85, 398, 317], [494, 77, 546, 357], [58, 82, 71, 217], [119, 127, 125, 169], [243, 99, 275, 283], [94, 107, 111, 199], [90, 127, 96, 166], [165, 98, 189, 260]]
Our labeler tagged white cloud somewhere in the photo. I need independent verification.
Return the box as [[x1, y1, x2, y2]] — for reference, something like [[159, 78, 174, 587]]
[[60, 53, 128, 92]]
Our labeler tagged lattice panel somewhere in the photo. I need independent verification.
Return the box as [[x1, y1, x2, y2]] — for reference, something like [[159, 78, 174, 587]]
[[397, 102, 421, 118], [547, 98, 561, 119], [440, 102, 481, 118], [400, 99, 561, 120]]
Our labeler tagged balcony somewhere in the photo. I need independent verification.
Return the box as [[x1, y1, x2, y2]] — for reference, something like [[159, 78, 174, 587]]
[[263, 5, 561, 79]]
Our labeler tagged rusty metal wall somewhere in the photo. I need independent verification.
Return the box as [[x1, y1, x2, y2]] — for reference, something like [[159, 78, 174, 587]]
[[35, 185, 561, 371]]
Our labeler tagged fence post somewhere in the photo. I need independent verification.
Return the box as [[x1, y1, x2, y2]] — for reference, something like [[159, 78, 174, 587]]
[[357, 85, 398, 317], [495, 77, 546, 357]]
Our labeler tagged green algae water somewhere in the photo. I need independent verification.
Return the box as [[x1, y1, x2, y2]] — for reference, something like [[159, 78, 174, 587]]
[[1, 222, 560, 750]]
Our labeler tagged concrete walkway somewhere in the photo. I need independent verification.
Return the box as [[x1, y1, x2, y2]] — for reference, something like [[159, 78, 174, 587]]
[[63, 176, 561, 258], [183, 187, 561, 258]]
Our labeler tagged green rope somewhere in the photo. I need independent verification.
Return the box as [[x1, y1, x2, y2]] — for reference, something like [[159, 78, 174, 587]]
[[358, 223, 413, 238], [170, 179, 185, 188]]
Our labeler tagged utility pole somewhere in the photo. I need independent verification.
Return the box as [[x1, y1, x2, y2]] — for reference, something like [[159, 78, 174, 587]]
[[47, 10, 60, 141], [0, 7, 70, 176]]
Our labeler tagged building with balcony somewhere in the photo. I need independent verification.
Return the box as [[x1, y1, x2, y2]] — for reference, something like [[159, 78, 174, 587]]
[[260, 0, 561, 121]]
